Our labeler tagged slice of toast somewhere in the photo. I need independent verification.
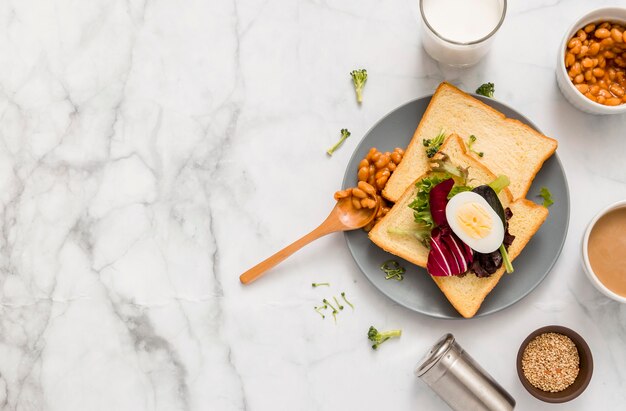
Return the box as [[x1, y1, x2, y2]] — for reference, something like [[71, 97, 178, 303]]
[[382, 82, 558, 203], [369, 135, 548, 318]]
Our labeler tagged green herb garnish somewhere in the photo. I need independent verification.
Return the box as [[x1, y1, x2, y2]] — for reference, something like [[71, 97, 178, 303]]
[[407, 174, 448, 234], [448, 185, 472, 199], [350, 69, 368, 103], [314, 306, 326, 319], [423, 129, 446, 158], [380, 260, 406, 281], [539, 187, 554, 207], [327, 129, 351, 156], [476, 82, 495, 98], [467, 135, 484, 157], [312, 282, 330, 288]]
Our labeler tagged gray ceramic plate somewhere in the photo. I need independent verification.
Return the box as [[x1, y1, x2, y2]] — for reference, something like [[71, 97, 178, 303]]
[[343, 95, 570, 319]]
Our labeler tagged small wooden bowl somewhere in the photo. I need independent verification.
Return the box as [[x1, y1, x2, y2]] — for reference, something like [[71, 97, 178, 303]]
[[516, 325, 593, 403]]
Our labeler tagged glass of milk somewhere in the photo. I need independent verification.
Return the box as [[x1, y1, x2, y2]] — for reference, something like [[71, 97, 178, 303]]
[[419, 0, 507, 66]]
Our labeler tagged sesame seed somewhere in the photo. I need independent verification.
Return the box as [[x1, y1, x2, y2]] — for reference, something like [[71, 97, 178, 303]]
[[521, 332, 580, 392]]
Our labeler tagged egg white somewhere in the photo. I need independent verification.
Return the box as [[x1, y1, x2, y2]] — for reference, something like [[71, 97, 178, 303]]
[[445, 191, 504, 253]]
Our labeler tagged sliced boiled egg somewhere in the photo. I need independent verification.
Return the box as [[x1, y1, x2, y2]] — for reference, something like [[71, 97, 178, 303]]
[[445, 191, 504, 253]]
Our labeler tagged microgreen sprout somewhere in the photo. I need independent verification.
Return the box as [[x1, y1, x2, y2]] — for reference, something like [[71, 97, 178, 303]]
[[341, 292, 354, 310], [327, 129, 351, 156], [312, 282, 330, 288], [467, 135, 484, 157]]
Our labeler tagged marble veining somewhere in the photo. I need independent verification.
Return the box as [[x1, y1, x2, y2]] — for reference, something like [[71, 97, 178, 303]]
[[0, 0, 624, 410]]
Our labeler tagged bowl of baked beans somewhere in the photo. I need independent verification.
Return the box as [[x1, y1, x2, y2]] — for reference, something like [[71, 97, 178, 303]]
[[556, 7, 626, 114]]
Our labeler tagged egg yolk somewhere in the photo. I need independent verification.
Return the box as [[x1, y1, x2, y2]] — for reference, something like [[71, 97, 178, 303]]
[[455, 202, 492, 239]]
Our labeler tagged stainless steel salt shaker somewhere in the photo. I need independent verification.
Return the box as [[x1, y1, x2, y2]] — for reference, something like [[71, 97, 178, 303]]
[[415, 333, 515, 411]]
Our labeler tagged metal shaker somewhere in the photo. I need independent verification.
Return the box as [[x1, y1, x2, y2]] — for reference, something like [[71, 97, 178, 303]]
[[415, 333, 515, 411]]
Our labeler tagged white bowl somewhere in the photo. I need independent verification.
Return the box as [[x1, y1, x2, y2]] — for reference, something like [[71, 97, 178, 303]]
[[581, 200, 626, 304], [556, 7, 626, 115]]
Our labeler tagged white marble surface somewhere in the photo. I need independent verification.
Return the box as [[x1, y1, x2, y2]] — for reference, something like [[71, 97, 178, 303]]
[[0, 0, 625, 410]]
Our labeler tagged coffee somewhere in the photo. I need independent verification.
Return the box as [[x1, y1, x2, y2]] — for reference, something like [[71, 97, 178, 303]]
[[588, 207, 626, 297]]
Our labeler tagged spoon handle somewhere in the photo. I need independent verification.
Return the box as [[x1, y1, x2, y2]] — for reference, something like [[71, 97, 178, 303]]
[[239, 224, 333, 284]]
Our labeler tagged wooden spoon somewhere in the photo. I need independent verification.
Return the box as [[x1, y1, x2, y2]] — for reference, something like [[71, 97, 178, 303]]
[[239, 197, 380, 284]]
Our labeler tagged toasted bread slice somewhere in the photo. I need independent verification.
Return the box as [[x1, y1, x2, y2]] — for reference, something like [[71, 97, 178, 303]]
[[383, 82, 558, 202], [369, 135, 548, 318]]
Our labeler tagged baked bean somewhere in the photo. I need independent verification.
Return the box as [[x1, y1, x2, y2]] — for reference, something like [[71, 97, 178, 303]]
[[575, 84, 589, 94], [358, 166, 369, 181], [358, 181, 376, 196], [352, 187, 367, 198], [590, 85, 600, 95], [580, 45, 589, 57], [593, 68, 605, 77], [387, 162, 396, 172], [376, 176, 388, 190], [574, 74, 584, 83], [374, 170, 390, 181], [568, 38, 581, 49], [390, 151, 402, 164], [366, 147, 377, 160], [604, 50, 616, 59], [597, 95, 606, 104], [371, 151, 381, 162], [352, 197, 362, 209], [375, 154, 390, 169], [334, 189, 351, 200], [569, 62, 582, 76], [601, 37, 614, 48], [599, 22, 611, 30], [596, 28, 611, 39], [358, 158, 369, 169], [612, 28, 624, 43], [577, 30, 587, 41], [606, 97, 622, 106], [589, 42, 601, 55], [361, 198, 377, 209], [393, 147, 404, 155], [582, 57, 593, 68], [584, 24, 596, 33], [585, 92, 597, 101], [610, 83, 625, 97]]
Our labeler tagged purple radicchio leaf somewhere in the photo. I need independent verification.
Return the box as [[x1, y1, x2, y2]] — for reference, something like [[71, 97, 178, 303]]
[[429, 178, 454, 227]]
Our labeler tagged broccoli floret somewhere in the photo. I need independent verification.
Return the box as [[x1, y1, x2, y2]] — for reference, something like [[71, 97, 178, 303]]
[[422, 129, 446, 158], [367, 326, 402, 350], [350, 69, 368, 103], [476, 82, 495, 98], [327, 129, 351, 156]]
